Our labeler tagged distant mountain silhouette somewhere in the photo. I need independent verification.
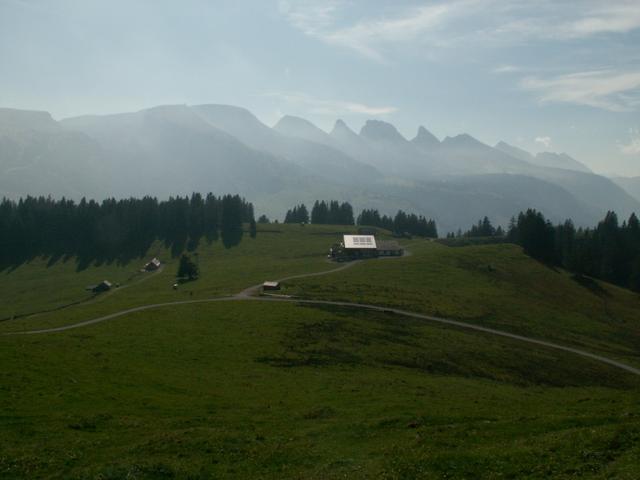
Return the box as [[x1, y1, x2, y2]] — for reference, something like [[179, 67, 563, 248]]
[[0, 108, 107, 199], [611, 176, 640, 203], [195, 105, 380, 183], [495, 141, 592, 173], [273, 114, 333, 145], [411, 126, 440, 150], [1, 104, 638, 231], [61, 105, 293, 198], [360, 120, 408, 143]]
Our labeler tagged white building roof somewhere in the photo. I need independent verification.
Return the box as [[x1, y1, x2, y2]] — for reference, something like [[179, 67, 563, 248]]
[[343, 234, 377, 249]]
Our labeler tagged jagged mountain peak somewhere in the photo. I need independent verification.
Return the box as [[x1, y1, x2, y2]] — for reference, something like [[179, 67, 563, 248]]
[[274, 114, 323, 131], [273, 115, 331, 144], [330, 119, 358, 138], [332, 118, 350, 131], [442, 133, 485, 148], [359, 119, 407, 143], [412, 125, 440, 148]]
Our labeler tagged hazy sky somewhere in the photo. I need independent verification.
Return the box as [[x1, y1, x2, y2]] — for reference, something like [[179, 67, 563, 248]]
[[1, 0, 640, 175]]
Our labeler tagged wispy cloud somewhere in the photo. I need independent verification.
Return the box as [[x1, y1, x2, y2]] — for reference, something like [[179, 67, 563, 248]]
[[279, 0, 480, 62], [546, 2, 640, 39], [320, 2, 474, 61], [279, 1, 640, 61], [277, 0, 342, 36], [494, 2, 640, 40], [535, 136, 552, 148], [620, 128, 640, 155], [264, 91, 398, 116], [520, 70, 640, 112], [492, 65, 522, 74]]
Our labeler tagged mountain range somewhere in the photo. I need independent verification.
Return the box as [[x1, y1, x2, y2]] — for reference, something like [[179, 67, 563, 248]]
[[1, 104, 639, 233]]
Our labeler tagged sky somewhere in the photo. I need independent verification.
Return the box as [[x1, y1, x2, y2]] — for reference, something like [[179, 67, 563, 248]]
[[1, 0, 639, 176]]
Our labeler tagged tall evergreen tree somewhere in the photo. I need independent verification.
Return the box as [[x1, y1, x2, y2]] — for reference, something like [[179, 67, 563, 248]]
[[177, 253, 199, 280], [284, 204, 309, 223], [311, 200, 329, 224]]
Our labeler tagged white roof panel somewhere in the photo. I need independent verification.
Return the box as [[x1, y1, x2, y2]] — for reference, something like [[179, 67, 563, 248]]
[[343, 235, 377, 249]]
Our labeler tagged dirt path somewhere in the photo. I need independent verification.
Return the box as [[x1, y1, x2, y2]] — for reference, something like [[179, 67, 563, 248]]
[[88, 265, 166, 304], [0, 265, 166, 323], [236, 259, 360, 297], [3, 258, 640, 377]]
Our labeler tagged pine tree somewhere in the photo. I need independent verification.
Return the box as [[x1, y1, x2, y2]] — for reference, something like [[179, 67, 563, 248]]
[[311, 200, 329, 224], [284, 204, 309, 224], [177, 253, 199, 280]]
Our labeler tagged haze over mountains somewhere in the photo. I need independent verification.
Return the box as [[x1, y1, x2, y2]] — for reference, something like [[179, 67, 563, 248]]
[[1, 104, 639, 233]]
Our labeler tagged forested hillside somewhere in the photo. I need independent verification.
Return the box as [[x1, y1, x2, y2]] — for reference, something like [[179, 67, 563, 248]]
[[0, 194, 254, 267]]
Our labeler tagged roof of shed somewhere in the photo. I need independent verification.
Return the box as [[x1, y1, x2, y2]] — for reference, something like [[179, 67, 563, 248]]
[[343, 235, 377, 249]]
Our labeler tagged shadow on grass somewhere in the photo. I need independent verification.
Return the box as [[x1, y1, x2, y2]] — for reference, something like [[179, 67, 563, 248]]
[[0, 232, 213, 273], [572, 274, 610, 298]]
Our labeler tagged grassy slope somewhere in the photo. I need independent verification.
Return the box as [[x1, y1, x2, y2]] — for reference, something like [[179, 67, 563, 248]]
[[286, 240, 640, 369], [1, 225, 640, 478], [0, 224, 359, 333], [1, 302, 639, 479]]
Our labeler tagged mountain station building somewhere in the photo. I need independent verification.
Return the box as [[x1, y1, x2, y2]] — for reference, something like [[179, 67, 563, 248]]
[[331, 235, 405, 260]]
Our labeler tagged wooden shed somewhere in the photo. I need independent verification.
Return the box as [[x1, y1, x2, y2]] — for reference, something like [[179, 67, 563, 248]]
[[92, 280, 112, 293], [376, 240, 404, 257], [262, 281, 281, 291], [143, 257, 161, 271]]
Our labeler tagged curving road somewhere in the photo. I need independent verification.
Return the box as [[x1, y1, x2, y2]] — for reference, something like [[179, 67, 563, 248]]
[[2, 260, 361, 335], [3, 257, 640, 377], [237, 259, 360, 297]]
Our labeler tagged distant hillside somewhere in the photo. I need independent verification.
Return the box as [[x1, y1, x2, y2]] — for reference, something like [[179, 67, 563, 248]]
[[612, 176, 640, 203], [495, 141, 592, 173], [60, 105, 300, 198], [0, 108, 108, 199], [193, 105, 381, 184], [382, 174, 600, 233], [1, 104, 638, 231]]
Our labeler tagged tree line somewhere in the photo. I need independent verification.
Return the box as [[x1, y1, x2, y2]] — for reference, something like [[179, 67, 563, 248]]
[[5, 193, 638, 292], [507, 209, 640, 291], [311, 200, 355, 225], [0, 193, 255, 269], [283, 200, 354, 225], [445, 216, 505, 238], [284, 204, 309, 224], [356, 208, 437, 238], [282, 201, 438, 238]]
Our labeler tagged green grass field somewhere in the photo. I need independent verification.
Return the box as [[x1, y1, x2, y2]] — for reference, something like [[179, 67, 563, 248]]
[[286, 240, 640, 370], [0, 224, 360, 333], [1, 224, 639, 478]]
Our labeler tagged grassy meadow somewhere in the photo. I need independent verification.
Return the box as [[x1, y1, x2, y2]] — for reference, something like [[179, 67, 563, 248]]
[[1, 224, 640, 478], [0, 224, 358, 333], [286, 240, 640, 370]]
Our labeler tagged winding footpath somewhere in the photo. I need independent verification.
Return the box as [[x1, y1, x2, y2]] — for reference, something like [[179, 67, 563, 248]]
[[3, 259, 640, 377]]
